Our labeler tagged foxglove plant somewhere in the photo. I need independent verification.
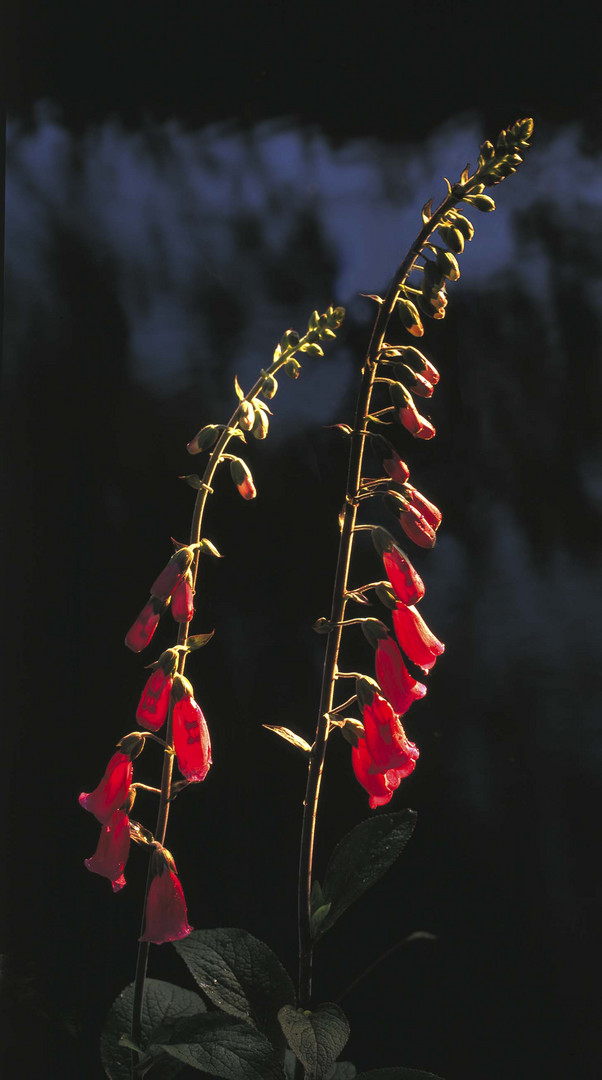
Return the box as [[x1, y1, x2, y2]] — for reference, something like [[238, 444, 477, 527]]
[[91, 119, 533, 1080]]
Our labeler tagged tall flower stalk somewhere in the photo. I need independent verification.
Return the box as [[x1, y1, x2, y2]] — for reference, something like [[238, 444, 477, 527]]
[[296, 119, 534, 1013]]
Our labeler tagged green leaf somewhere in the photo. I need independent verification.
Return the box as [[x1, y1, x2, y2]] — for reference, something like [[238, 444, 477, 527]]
[[100, 978, 206, 1080], [174, 928, 295, 1052], [326, 1065, 356, 1080], [146, 1012, 284, 1079], [263, 725, 312, 755], [354, 1070, 445, 1080], [278, 1003, 350, 1080], [310, 904, 332, 937], [187, 630, 215, 651], [315, 810, 417, 939]]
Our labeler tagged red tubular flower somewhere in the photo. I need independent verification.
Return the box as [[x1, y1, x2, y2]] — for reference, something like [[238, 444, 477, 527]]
[[171, 575, 195, 623], [84, 809, 131, 892], [408, 369, 435, 398], [399, 403, 436, 440], [125, 596, 168, 653], [375, 636, 426, 714], [151, 547, 194, 601], [383, 545, 425, 605], [403, 484, 442, 530], [351, 737, 416, 809], [398, 504, 437, 549], [370, 434, 410, 485], [393, 603, 445, 672], [172, 677, 212, 782], [79, 751, 133, 824], [362, 691, 420, 773], [137, 672, 172, 732], [140, 847, 192, 944]]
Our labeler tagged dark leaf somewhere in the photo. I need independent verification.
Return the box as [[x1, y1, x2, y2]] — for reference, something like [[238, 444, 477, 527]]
[[315, 810, 417, 939], [100, 978, 205, 1080], [147, 1012, 284, 1079], [174, 928, 295, 1051], [326, 1065, 357, 1080], [278, 1003, 350, 1080]]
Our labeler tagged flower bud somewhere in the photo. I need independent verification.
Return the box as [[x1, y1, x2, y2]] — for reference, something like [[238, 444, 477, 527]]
[[360, 618, 389, 648], [396, 298, 424, 337], [230, 458, 256, 500], [438, 225, 464, 254], [399, 364, 434, 398], [171, 574, 195, 623], [281, 329, 300, 351], [237, 400, 255, 432], [262, 373, 278, 399], [382, 543, 425, 605], [435, 248, 460, 281], [402, 484, 442, 530], [284, 358, 302, 379], [450, 213, 474, 241], [370, 434, 410, 484], [468, 193, 495, 211], [186, 424, 221, 455], [125, 596, 169, 653], [252, 407, 269, 440], [151, 548, 194, 600]]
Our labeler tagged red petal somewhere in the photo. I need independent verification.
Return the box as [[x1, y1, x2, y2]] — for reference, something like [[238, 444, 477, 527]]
[[140, 866, 192, 944], [79, 752, 133, 825], [375, 636, 427, 714], [383, 547, 425, 604], [393, 603, 445, 672], [84, 810, 130, 892], [173, 696, 212, 782], [136, 670, 172, 732]]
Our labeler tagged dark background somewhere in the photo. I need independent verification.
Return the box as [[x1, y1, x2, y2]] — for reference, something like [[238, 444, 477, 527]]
[[2, 3, 601, 1079]]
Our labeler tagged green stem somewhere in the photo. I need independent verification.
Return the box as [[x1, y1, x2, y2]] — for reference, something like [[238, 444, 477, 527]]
[[129, 337, 307, 1073], [295, 182, 472, 1027]]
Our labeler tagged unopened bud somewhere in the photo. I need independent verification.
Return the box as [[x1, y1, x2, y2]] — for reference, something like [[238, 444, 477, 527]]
[[261, 372, 278, 399], [468, 193, 495, 212], [284, 358, 302, 379], [252, 408, 269, 440], [230, 458, 256, 500], [186, 424, 221, 455], [281, 329, 300, 350], [237, 400, 255, 432], [450, 214, 474, 241], [361, 619, 389, 647], [438, 225, 464, 254], [397, 298, 424, 337]]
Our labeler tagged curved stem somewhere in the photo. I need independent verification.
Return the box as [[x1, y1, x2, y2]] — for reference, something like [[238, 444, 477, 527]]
[[296, 183, 470, 1022], [130, 338, 308, 1071]]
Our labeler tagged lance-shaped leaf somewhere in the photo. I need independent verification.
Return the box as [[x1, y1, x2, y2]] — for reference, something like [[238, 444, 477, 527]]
[[314, 810, 417, 939], [100, 978, 205, 1080], [278, 1003, 350, 1080], [263, 726, 313, 755], [174, 927, 295, 1051], [145, 1012, 284, 1080], [354, 1070, 446, 1080]]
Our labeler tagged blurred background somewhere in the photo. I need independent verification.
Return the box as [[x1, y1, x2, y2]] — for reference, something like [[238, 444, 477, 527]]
[[2, 3, 601, 1078]]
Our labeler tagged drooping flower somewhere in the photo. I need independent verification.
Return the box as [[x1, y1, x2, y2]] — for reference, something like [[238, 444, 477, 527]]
[[172, 675, 212, 782], [393, 603, 445, 672], [351, 737, 416, 810], [362, 691, 420, 773], [79, 751, 134, 824], [84, 809, 131, 892], [370, 434, 410, 485], [171, 575, 195, 623], [375, 636, 427, 715], [151, 547, 194, 601], [398, 402, 436, 440], [402, 484, 442, 530], [125, 596, 169, 653], [398, 503, 437, 549], [382, 545, 425, 605], [140, 846, 192, 944], [136, 649, 178, 732]]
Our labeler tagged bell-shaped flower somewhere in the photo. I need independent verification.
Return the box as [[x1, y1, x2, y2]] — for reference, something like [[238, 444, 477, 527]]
[[140, 846, 192, 944], [398, 401, 436, 440], [402, 484, 442, 530], [383, 545, 425, 605], [84, 809, 131, 892], [171, 574, 195, 623], [125, 596, 169, 653], [172, 675, 212, 782], [375, 636, 426, 715], [151, 547, 194, 601], [79, 751, 134, 824], [398, 503, 437, 549], [362, 691, 420, 773], [393, 603, 445, 672], [136, 649, 178, 732], [351, 737, 416, 810]]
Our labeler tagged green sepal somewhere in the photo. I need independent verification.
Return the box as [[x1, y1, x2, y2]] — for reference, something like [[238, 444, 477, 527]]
[[198, 538, 223, 558], [300, 341, 324, 356]]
